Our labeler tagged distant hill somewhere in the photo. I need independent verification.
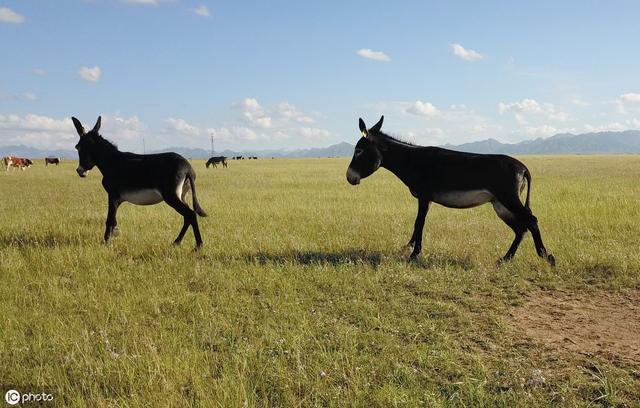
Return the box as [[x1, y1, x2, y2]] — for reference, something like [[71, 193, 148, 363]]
[[442, 130, 640, 154], [2, 131, 639, 159], [151, 141, 356, 159]]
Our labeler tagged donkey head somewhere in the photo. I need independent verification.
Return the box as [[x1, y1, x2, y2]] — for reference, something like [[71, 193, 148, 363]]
[[72, 116, 101, 177], [346, 116, 385, 185]]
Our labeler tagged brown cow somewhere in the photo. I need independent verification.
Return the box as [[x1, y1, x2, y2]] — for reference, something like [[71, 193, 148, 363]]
[[45, 157, 61, 166], [4, 156, 33, 171]]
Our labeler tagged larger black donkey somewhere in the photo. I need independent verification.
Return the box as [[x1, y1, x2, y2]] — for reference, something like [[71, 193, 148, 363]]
[[346, 116, 555, 266]]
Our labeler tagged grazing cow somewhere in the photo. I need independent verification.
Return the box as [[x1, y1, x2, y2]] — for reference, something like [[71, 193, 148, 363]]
[[2, 156, 12, 171], [206, 156, 228, 168], [45, 157, 61, 166], [72, 116, 207, 249], [4, 156, 33, 171], [347, 116, 555, 265]]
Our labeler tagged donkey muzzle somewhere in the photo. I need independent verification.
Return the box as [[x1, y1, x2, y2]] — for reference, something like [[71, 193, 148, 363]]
[[346, 167, 361, 185], [76, 166, 88, 177]]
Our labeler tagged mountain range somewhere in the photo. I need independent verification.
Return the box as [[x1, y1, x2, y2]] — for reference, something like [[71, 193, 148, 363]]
[[2, 130, 639, 159]]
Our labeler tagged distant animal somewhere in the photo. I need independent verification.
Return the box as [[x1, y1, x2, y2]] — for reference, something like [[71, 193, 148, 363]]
[[3, 156, 33, 171], [232, 156, 243, 160], [45, 157, 61, 166], [250, 156, 258, 160], [206, 156, 228, 168], [72, 116, 207, 249], [347, 116, 555, 265]]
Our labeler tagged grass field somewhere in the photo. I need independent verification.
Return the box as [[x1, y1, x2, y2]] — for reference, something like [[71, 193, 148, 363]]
[[1, 156, 639, 407]]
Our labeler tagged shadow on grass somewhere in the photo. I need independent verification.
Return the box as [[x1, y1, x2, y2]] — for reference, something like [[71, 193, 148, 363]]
[[411, 253, 475, 270], [245, 249, 383, 268], [0, 232, 82, 249]]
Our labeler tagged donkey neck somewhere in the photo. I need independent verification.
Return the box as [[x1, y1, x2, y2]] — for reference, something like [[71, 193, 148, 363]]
[[89, 142, 123, 176], [379, 139, 414, 186]]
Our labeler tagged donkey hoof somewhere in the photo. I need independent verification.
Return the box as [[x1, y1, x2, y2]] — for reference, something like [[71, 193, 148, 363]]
[[497, 256, 513, 265], [546, 254, 556, 267], [193, 244, 203, 252], [172, 240, 182, 246]]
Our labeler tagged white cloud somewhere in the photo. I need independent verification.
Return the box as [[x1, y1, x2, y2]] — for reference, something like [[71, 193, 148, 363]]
[[0, 7, 25, 24], [583, 122, 626, 132], [208, 126, 258, 142], [79, 66, 102, 82], [165, 117, 200, 137], [0, 113, 146, 151], [234, 98, 273, 128], [498, 98, 568, 121], [299, 127, 331, 141], [23, 92, 37, 101], [275, 102, 314, 124], [106, 115, 147, 141], [211, 98, 332, 148], [191, 5, 210, 17], [451, 43, 484, 61], [616, 92, 640, 114], [0, 114, 76, 149], [406, 100, 440, 117], [32, 68, 47, 76], [620, 93, 640, 103], [356, 48, 391, 62], [406, 128, 445, 145]]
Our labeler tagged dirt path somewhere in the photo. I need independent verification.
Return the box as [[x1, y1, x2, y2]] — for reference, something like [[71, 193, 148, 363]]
[[510, 290, 640, 364]]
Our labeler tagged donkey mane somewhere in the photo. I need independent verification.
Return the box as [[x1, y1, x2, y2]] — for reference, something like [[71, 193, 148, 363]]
[[90, 133, 119, 151]]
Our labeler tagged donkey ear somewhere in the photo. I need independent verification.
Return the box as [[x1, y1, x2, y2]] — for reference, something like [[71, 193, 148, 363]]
[[370, 115, 384, 132], [71, 117, 85, 137], [92, 116, 102, 133], [359, 118, 367, 137]]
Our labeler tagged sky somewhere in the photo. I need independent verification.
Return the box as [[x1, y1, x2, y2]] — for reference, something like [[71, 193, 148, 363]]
[[1, 0, 640, 153]]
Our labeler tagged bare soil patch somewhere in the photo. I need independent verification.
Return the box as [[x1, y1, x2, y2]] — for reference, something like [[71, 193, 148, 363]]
[[510, 290, 640, 364]]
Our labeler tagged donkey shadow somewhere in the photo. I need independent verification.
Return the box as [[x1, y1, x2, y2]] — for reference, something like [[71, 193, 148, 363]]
[[245, 249, 383, 268]]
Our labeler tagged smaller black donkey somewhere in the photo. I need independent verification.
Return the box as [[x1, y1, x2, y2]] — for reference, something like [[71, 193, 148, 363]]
[[347, 116, 555, 265], [72, 116, 207, 249]]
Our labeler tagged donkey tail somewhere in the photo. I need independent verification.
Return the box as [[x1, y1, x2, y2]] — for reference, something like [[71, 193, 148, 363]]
[[523, 168, 532, 209], [187, 171, 208, 217]]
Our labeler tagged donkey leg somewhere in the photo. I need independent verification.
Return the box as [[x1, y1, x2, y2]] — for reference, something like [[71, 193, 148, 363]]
[[498, 197, 555, 266], [408, 198, 430, 260], [165, 195, 203, 249], [528, 219, 555, 266], [492, 201, 526, 263], [104, 196, 121, 242]]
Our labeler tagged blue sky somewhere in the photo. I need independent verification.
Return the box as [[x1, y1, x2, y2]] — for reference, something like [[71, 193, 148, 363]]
[[1, 0, 640, 152]]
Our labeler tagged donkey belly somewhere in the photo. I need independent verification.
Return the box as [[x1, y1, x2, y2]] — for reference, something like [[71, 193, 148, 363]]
[[432, 189, 494, 209], [121, 189, 163, 205]]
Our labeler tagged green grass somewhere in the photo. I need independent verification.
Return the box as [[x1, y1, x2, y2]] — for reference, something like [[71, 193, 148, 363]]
[[1, 156, 639, 407]]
